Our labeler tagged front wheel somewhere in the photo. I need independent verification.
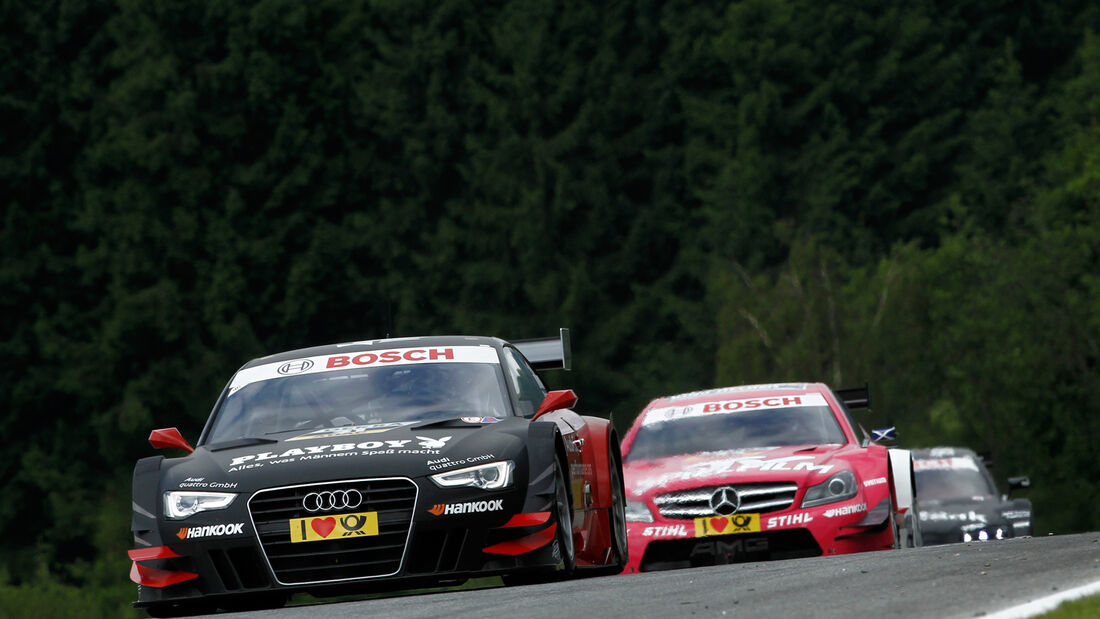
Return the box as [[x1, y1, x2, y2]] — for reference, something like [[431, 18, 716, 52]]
[[502, 457, 574, 585], [903, 503, 922, 548], [893, 501, 922, 549]]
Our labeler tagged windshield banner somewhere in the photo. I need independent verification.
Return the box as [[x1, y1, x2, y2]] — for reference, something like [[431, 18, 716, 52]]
[[227, 345, 500, 395], [913, 457, 979, 472], [642, 393, 829, 426]]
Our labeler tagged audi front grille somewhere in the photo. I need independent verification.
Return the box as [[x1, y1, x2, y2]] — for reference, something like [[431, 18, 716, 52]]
[[654, 482, 799, 519], [248, 477, 418, 585]]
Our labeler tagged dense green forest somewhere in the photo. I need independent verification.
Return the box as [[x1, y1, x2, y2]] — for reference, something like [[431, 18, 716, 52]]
[[3, 0, 1100, 614]]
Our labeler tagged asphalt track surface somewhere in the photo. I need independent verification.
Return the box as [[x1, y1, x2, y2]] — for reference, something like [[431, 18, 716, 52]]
[[207, 532, 1100, 618]]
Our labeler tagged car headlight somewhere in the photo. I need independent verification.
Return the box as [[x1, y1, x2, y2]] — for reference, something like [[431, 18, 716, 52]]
[[801, 470, 858, 508], [430, 461, 514, 490], [963, 527, 1004, 542], [164, 491, 237, 520], [625, 499, 654, 522]]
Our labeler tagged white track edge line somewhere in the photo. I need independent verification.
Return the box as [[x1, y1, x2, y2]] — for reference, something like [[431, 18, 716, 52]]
[[982, 578, 1100, 619]]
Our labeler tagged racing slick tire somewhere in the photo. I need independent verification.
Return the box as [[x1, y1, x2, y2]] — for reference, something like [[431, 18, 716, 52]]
[[902, 503, 922, 548], [502, 456, 575, 586], [580, 438, 628, 577], [892, 499, 922, 549]]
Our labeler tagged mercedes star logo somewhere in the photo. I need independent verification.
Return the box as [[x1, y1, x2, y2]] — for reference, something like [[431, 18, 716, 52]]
[[302, 489, 363, 512], [709, 486, 740, 516]]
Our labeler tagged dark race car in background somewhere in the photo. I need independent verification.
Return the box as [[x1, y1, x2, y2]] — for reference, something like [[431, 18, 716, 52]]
[[912, 447, 1032, 545], [127, 330, 627, 616], [621, 383, 919, 573]]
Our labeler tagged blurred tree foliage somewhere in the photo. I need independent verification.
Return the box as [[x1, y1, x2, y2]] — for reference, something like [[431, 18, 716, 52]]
[[2, 0, 1100, 611]]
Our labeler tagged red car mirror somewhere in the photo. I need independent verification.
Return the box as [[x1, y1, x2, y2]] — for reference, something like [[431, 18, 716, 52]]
[[148, 428, 194, 453], [532, 389, 578, 420]]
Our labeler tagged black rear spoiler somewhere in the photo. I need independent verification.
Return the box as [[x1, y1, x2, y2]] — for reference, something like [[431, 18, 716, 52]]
[[835, 384, 871, 409], [514, 328, 572, 371]]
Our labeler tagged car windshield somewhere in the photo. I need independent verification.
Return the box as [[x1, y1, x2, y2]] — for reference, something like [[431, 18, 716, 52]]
[[914, 463, 996, 501], [625, 405, 847, 461], [206, 362, 510, 443]]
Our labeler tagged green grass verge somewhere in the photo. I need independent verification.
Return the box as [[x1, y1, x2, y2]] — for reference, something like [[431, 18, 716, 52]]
[[1039, 593, 1100, 618], [0, 581, 142, 619]]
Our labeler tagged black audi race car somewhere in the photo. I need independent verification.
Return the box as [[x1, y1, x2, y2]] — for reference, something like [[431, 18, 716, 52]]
[[128, 331, 627, 615], [912, 447, 1032, 545]]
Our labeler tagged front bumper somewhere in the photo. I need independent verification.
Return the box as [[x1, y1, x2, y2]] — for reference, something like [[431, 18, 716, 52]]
[[131, 476, 560, 609], [623, 497, 894, 573]]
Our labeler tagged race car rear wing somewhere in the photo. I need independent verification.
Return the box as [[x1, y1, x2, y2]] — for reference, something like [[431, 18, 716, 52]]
[[835, 384, 871, 409], [514, 328, 572, 371]]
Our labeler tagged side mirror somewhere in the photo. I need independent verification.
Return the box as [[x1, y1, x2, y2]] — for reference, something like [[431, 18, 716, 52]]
[[1007, 476, 1031, 491], [870, 427, 897, 443], [532, 390, 578, 421], [149, 428, 194, 453]]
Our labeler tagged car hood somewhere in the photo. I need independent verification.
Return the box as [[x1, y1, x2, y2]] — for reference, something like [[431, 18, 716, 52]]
[[623, 444, 846, 497], [160, 418, 527, 492]]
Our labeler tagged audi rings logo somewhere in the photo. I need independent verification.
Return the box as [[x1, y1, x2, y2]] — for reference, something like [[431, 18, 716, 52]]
[[278, 359, 314, 375], [709, 486, 741, 516], [303, 489, 362, 512]]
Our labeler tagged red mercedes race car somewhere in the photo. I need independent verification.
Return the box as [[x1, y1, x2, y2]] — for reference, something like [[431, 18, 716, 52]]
[[621, 383, 918, 573]]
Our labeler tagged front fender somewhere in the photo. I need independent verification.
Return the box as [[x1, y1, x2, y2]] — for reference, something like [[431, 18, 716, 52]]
[[887, 448, 915, 512], [521, 421, 565, 514], [132, 456, 165, 545]]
